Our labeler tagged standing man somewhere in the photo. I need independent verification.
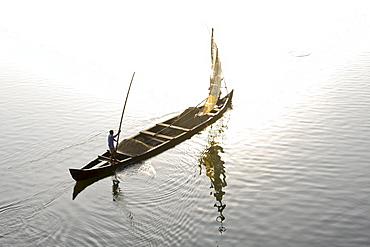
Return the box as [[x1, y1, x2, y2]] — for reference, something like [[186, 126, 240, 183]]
[[108, 130, 120, 163]]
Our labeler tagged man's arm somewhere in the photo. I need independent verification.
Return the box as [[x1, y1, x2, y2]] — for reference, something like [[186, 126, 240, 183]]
[[114, 130, 121, 139]]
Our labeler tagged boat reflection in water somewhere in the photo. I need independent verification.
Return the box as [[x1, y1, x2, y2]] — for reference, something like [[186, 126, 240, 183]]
[[72, 172, 111, 200], [198, 119, 228, 234]]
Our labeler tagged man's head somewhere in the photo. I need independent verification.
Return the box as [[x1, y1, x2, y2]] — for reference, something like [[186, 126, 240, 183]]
[[109, 130, 114, 135]]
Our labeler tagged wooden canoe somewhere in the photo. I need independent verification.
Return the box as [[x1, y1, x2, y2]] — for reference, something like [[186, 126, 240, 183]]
[[69, 90, 233, 181]]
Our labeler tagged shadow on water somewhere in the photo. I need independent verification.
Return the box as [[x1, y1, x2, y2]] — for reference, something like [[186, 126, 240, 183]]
[[72, 172, 111, 200], [72, 161, 143, 200], [73, 172, 127, 204], [199, 118, 229, 234]]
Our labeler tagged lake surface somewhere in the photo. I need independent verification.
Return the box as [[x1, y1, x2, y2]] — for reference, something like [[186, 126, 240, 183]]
[[1, 2, 370, 246]]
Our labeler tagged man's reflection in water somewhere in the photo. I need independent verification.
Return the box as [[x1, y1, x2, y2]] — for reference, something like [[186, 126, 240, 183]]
[[199, 123, 228, 234], [112, 178, 121, 202]]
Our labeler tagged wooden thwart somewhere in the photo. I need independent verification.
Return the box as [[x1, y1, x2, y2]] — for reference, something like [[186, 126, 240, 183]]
[[147, 136, 167, 143], [140, 130, 174, 140], [98, 155, 123, 163], [156, 123, 192, 132]]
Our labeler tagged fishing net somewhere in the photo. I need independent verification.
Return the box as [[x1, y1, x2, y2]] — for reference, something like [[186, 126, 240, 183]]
[[117, 138, 152, 156], [174, 107, 210, 129], [117, 107, 210, 156]]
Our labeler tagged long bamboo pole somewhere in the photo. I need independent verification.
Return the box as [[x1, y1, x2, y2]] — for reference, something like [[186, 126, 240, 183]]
[[116, 72, 135, 149]]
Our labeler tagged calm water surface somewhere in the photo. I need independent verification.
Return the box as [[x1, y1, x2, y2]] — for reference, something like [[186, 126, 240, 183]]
[[1, 50, 370, 246], [1, 6, 370, 246]]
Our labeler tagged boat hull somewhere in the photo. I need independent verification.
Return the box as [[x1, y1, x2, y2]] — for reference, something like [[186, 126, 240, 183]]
[[69, 90, 233, 181]]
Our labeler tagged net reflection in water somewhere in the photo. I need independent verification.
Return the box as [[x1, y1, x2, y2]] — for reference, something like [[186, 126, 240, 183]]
[[198, 118, 229, 234]]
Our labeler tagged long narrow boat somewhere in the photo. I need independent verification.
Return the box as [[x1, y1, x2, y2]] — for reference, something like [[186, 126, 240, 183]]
[[69, 29, 233, 181]]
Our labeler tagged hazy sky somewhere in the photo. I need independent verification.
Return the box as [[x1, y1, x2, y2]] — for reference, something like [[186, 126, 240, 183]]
[[2, 1, 368, 65], [1, 1, 369, 103]]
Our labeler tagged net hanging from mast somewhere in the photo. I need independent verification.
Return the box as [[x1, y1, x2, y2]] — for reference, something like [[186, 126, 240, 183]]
[[202, 28, 223, 114]]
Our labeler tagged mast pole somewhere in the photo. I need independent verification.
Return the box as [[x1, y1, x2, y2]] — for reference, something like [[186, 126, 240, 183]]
[[211, 28, 214, 66], [116, 72, 135, 149]]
